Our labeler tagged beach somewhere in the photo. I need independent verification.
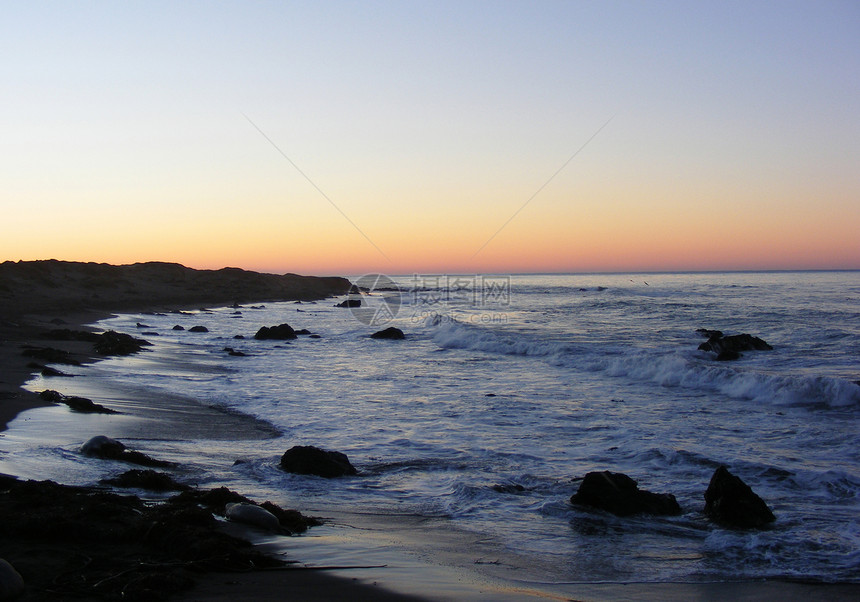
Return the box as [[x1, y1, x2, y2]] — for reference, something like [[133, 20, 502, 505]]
[[2, 262, 858, 601], [0, 260, 423, 600]]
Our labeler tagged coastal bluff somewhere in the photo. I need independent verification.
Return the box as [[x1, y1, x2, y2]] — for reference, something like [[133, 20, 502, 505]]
[[0, 260, 351, 317]]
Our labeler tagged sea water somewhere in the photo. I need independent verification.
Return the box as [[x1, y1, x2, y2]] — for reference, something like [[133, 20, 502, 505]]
[[3, 272, 859, 591]]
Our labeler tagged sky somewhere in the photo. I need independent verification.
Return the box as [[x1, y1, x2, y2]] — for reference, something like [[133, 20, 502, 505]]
[[2, 1, 858, 275]]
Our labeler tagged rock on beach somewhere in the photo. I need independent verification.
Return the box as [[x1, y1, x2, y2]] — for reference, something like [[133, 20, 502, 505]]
[[570, 471, 682, 516]]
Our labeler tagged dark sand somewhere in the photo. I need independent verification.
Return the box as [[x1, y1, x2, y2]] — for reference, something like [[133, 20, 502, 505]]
[[1, 260, 857, 600]]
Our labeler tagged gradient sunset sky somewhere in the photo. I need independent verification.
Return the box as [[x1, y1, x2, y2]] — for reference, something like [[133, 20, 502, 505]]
[[3, 1, 858, 275]]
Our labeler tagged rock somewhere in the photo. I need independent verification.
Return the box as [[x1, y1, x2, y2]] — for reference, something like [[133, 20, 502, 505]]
[[308, 334, 321, 339], [335, 299, 361, 308], [101, 469, 191, 492], [570, 471, 682, 516], [370, 327, 405, 340], [41, 365, 71, 377], [225, 503, 281, 532], [254, 323, 296, 340], [704, 466, 775, 529], [136, 322, 151, 329], [188, 325, 209, 333], [81, 435, 127, 458], [280, 445, 358, 478], [698, 332, 773, 360], [294, 329, 312, 335], [0, 559, 25, 600], [696, 328, 723, 339], [39, 389, 64, 402], [94, 331, 151, 355], [62, 396, 119, 414], [80, 435, 173, 468], [223, 347, 247, 357], [172, 325, 185, 331]]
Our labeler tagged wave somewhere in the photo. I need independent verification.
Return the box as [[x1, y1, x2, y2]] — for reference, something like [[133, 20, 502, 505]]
[[429, 318, 860, 409]]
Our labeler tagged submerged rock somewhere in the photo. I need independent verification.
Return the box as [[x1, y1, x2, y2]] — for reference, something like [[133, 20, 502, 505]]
[[254, 323, 297, 340], [280, 445, 358, 478], [370, 326, 405, 340], [570, 471, 682, 516], [704, 466, 775, 529], [188, 325, 209, 333], [698, 332, 773, 360]]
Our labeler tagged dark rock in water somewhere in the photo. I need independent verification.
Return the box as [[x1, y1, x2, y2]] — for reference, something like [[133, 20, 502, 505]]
[[63, 396, 119, 414], [94, 331, 151, 355], [21, 346, 81, 365], [335, 299, 361, 308], [698, 332, 773, 360], [704, 466, 775, 529], [254, 323, 297, 340], [81, 435, 127, 458], [371, 327, 405, 340], [136, 322, 151, 329], [308, 334, 321, 339], [172, 324, 185, 330], [39, 389, 64, 402], [223, 347, 247, 357], [80, 435, 174, 468], [696, 328, 723, 339], [101, 469, 190, 492], [715, 350, 742, 361], [41, 365, 71, 377], [188, 325, 209, 333], [570, 471, 682, 516], [280, 445, 358, 478], [294, 328, 312, 335], [233, 334, 245, 339]]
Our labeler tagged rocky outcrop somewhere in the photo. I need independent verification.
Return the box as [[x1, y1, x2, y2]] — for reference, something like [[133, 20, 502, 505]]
[[80, 435, 174, 468], [254, 323, 296, 340], [0, 260, 352, 319], [188, 325, 209, 333], [93, 331, 152, 355], [370, 327, 405, 340], [704, 466, 775, 529], [280, 445, 358, 478], [570, 471, 682, 516], [335, 299, 361, 308], [697, 331, 772, 361]]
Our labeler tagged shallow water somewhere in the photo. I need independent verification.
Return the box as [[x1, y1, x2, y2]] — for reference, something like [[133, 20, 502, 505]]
[[2, 272, 859, 592]]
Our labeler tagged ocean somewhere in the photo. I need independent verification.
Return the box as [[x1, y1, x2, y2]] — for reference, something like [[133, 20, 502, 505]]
[[3, 271, 859, 596]]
